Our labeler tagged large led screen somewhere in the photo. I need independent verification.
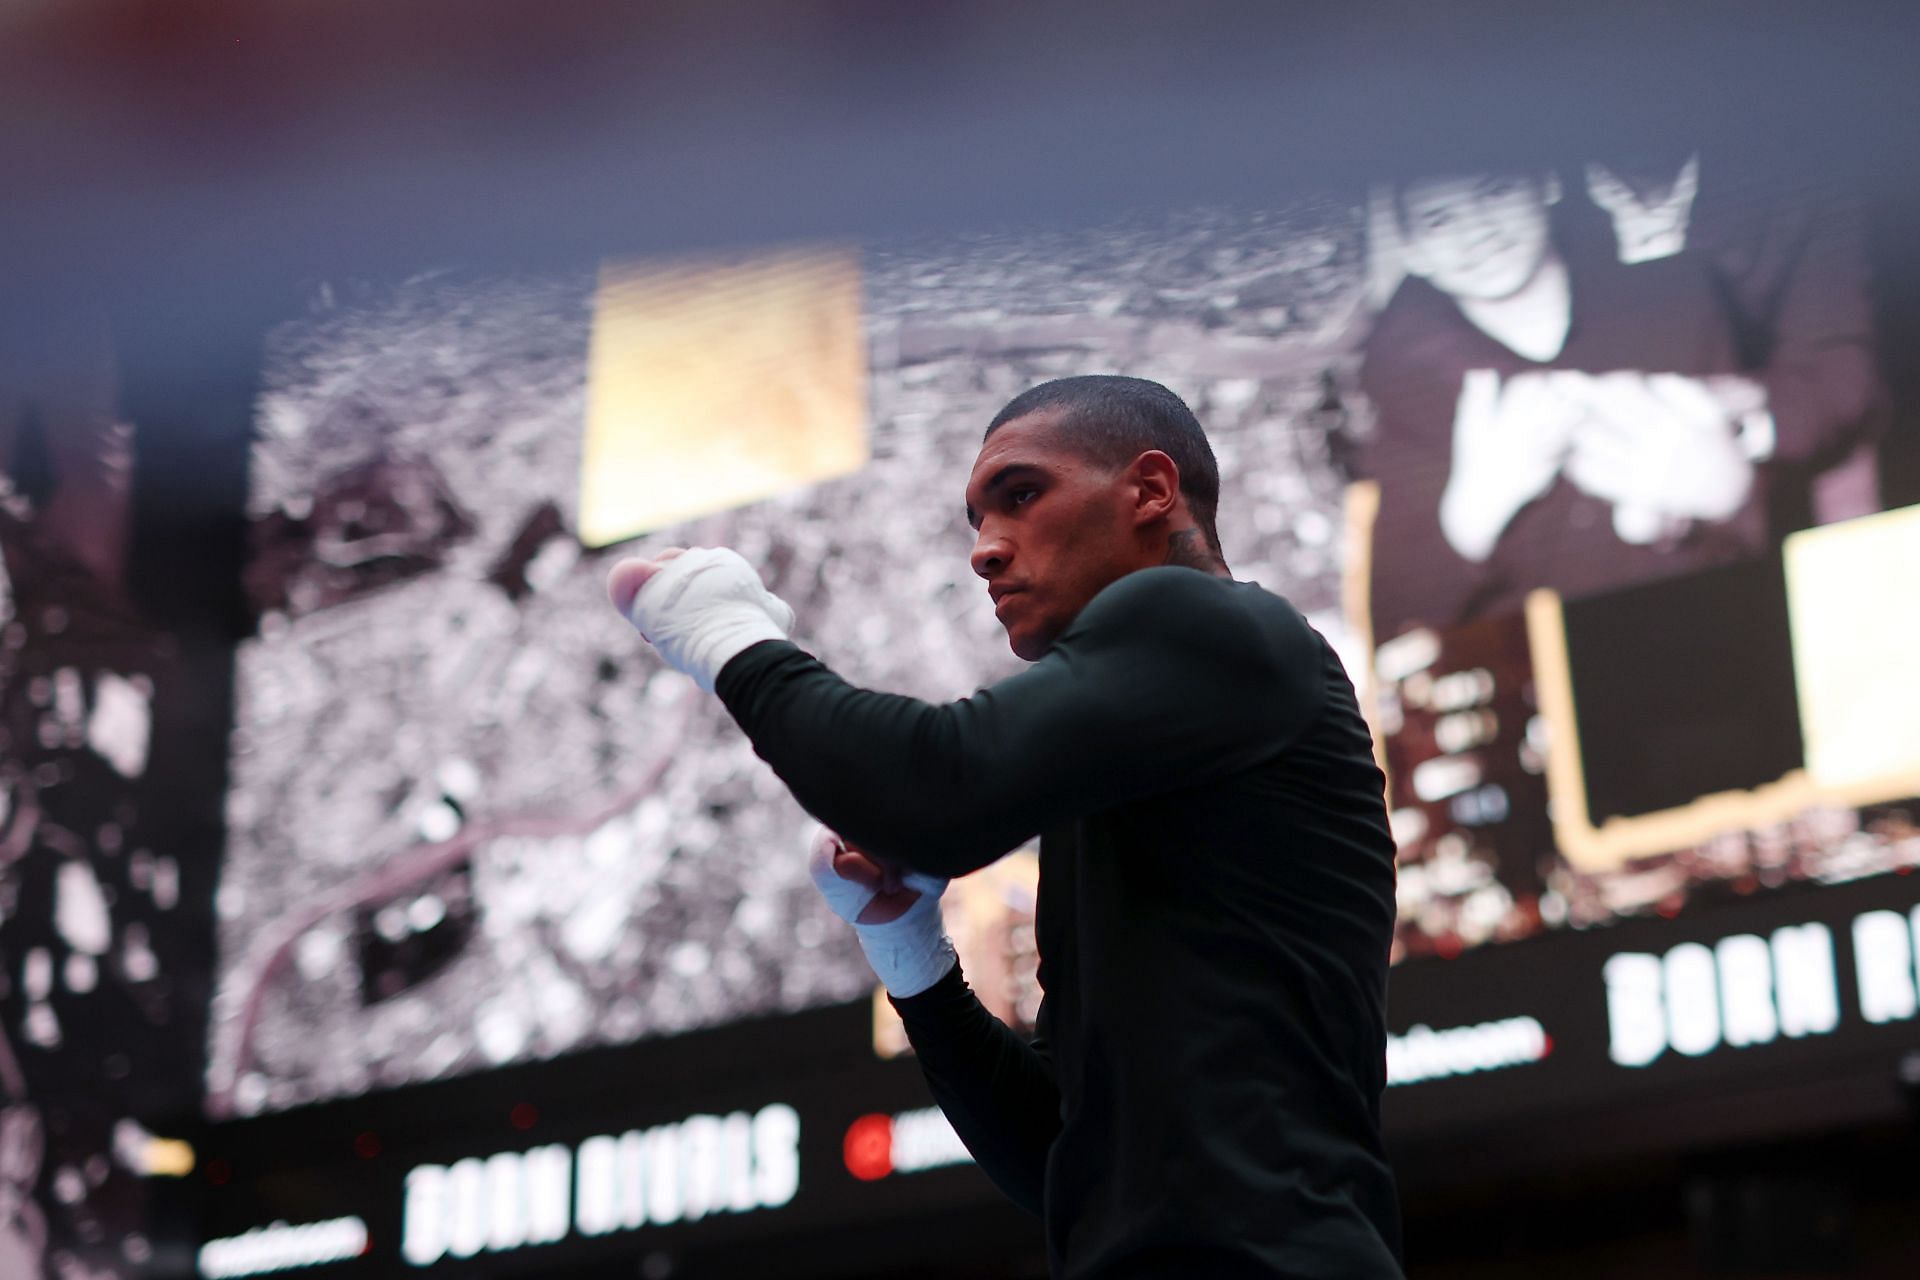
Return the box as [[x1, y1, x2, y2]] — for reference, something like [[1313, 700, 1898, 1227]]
[[207, 153, 1918, 1120]]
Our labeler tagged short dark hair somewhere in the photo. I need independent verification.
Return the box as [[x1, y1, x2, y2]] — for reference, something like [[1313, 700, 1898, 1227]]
[[985, 375, 1223, 555]]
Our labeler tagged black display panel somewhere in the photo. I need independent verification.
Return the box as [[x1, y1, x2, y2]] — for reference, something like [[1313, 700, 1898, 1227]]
[[195, 862, 1920, 1275]]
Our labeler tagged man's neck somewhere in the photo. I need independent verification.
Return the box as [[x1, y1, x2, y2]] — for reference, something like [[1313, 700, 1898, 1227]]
[[1456, 253, 1572, 362], [1162, 528, 1232, 578]]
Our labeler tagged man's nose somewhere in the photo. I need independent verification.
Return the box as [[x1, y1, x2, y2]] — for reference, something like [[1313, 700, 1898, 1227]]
[[970, 528, 1010, 579]]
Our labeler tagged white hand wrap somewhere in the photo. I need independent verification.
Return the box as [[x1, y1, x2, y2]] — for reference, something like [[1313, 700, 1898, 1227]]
[[807, 828, 955, 999], [624, 548, 796, 692]]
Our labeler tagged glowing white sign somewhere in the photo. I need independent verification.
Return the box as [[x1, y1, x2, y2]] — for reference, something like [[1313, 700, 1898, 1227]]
[[1387, 1016, 1550, 1086], [1605, 922, 1844, 1067], [573, 1105, 800, 1238], [888, 1106, 972, 1174], [842, 1106, 974, 1181], [199, 1217, 369, 1278], [1853, 906, 1920, 1024], [400, 1103, 799, 1267]]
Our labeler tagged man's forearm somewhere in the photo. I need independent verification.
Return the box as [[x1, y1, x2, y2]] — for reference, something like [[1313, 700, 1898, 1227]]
[[715, 640, 1037, 876], [890, 964, 1059, 1216]]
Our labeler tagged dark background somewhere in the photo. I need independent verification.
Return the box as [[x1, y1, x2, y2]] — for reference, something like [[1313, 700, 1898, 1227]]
[[1566, 557, 1803, 824]]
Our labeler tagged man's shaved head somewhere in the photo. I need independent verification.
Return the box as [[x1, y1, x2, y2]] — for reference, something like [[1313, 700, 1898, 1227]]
[[985, 375, 1223, 557]]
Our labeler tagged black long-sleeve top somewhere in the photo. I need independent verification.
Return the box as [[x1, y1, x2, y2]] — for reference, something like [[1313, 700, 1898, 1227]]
[[717, 566, 1403, 1279]]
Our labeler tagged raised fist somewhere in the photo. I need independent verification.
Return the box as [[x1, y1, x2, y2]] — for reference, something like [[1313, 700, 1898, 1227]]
[[607, 546, 795, 692]]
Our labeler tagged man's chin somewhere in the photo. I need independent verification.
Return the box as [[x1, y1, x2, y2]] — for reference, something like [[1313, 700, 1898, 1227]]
[[1006, 627, 1053, 663]]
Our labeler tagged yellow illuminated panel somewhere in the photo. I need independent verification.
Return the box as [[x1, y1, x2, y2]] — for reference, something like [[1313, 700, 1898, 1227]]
[[1785, 504, 1920, 789], [579, 247, 869, 548], [1341, 481, 1391, 775], [141, 1137, 197, 1178]]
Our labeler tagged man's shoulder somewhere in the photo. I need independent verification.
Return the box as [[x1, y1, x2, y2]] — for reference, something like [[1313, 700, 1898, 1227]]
[[1080, 563, 1245, 616], [1071, 568, 1311, 659]]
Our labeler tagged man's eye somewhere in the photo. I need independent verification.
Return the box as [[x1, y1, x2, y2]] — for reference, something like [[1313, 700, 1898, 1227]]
[[1010, 488, 1038, 506]]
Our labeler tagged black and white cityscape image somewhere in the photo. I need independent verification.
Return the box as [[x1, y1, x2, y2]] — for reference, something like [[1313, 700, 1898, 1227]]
[[207, 203, 1374, 1116]]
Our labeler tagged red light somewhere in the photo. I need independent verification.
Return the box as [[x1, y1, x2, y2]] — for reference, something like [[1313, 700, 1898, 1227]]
[[1540, 1034, 1554, 1057], [353, 1132, 381, 1160], [842, 1113, 893, 1182], [509, 1103, 539, 1131]]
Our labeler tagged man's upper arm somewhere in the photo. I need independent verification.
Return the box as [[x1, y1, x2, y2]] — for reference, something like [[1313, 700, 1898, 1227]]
[[717, 567, 1326, 875]]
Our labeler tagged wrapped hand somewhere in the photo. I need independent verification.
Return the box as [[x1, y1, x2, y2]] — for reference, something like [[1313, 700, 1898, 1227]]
[[806, 826, 956, 998], [608, 546, 796, 692]]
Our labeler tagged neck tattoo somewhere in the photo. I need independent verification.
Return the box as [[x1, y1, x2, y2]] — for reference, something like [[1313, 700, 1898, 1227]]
[[1164, 529, 1229, 577]]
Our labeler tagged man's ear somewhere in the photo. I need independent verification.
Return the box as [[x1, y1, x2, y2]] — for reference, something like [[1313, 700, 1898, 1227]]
[[1129, 450, 1182, 526]]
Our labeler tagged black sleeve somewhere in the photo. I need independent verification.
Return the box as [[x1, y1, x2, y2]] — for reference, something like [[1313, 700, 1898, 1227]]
[[715, 566, 1325, 877], [1752, 200, 1885, 467], [889, 963, 1058, 1216], [1707, 189, 1885, 466]]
